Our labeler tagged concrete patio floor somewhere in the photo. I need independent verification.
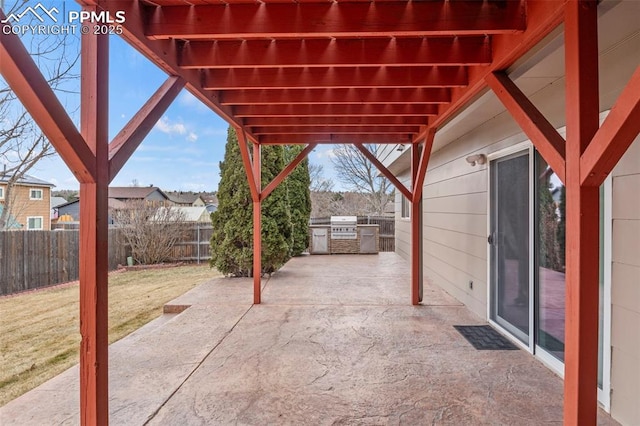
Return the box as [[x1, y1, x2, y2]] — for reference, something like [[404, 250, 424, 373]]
[[0, 253, 617, 425]]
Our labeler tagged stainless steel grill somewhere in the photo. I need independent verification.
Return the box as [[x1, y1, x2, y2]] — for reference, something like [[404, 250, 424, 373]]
[[330, 216, 357, 240]]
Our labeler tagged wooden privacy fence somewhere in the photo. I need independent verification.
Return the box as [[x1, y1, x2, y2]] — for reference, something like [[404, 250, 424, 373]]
[[0, 229, 128, 296], [309, 215, 395, 252], [0, 224, 213, 296], [168, 224, 213, 263]]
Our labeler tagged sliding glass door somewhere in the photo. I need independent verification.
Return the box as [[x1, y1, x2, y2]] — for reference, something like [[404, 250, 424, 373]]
[[534, 154, 566, 362], [489, 150, 530, 344]]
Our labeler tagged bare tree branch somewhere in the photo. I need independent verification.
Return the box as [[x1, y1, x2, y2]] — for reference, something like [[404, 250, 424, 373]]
[[330, 144, 393, 215], [0, 0, 80, 229], [112, 200, 189, 265]]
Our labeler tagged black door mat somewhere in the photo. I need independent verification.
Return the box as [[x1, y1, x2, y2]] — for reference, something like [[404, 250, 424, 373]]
[[454, 325, 519, 350]]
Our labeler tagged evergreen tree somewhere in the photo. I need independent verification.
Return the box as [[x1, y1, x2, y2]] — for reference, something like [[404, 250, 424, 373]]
[[260, 144, 293, 273], [285, 145, 312, 256], [210, 127, 253, 276], [210, 128, 295, 276]]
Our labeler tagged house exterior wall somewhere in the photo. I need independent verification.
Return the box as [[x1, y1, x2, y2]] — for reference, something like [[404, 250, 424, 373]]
[[609, 136, 640, 425], [0, 184, 51, 230], [146, 189, 168, 203], [387, 5, 639, 423], [57, 201, 81, 221], [394, 174, 412, 261]]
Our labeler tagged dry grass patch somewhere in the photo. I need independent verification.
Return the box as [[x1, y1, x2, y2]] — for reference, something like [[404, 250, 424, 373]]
[[0, 265, 221, 406]]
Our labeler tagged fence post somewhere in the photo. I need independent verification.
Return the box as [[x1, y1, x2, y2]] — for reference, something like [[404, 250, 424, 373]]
[[197, 223, 201, 264], [23, 230, 27, 292]]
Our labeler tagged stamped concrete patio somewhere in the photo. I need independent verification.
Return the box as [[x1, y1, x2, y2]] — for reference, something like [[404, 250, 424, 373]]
[[0, 253, 617, 425]]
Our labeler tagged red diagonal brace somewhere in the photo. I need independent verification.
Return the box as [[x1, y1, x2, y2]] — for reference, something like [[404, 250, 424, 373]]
[[412, 128, 435, 203], [0, 12, 96, 183], [486, 71, 566, 183], [353, 143, 412, 200], [109, 76, 186, 181], [236, 129, 261, 202], [262, 143, 317, 199], [581, 66, 640, 186]]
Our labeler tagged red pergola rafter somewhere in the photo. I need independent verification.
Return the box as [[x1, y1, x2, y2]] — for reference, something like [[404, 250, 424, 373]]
[[145, 1, 526, 40], [220, 88, 452, 106], [258, 134, 413, 145], [203, 66, 468, 90], [251, 126, 420, 135], [233, 104, 440, 118], [243, 117, 429, 127], [180, 37, 492, 69]]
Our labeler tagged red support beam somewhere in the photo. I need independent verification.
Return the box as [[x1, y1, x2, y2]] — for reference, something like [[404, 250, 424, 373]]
[[410, 142, 423, 305], [262, 144, 317, 199], [109, 76, 185, 181], [486, 71, 567, 183], [353, 143, 412, 200], [221, 88, 451, 106], [203, 66, 468, 90], [180, 37, 491, 69], [234, 104, 439, 118], [236, 130, 261, 203], [250, 126, 420, 135], [0, 13, 96, 183], [581, 67, 640, 186], [244, 116, 428, 127], [78, 25, 110, 426], [259, 134, 413, 145], [252, 143, 262, 305], [145, 1, 525, 40], [412, 128, 435, 203], [563, 1, 601, 425]]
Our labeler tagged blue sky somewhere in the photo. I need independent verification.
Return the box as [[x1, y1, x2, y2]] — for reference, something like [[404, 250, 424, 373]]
[[4, 1, 341, 192]]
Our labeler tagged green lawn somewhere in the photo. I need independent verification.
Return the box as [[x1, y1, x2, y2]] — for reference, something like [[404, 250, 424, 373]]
[[0, 265, 221, 406]]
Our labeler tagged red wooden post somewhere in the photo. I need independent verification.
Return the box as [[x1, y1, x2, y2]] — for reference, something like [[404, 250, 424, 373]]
[[409, 130, 435, 305], [563, 1, 600, 424], [253, 143, 262, 304], [79, 22, 110, 426], [410, 143, 422, 305]]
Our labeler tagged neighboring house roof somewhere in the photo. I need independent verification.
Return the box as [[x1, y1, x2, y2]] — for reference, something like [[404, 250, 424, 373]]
[[54, 199, 79, 210], [200, 193, 218, 205], [108, 186, 168, 200], [51, 197, 69, 208], [0, 205, 23, 229], [165, 191, 204, 205], [0, 173, 55, 187]]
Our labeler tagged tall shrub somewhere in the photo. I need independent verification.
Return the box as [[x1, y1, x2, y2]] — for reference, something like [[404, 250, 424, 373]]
[[260, 145, 293, 273], [210, 128, 294, 276]]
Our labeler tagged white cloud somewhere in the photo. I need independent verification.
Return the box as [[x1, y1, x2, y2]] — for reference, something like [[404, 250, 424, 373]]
[[155, 116, 187, 135], [312, 146, 337, 160], [154, 116, 200, 142]]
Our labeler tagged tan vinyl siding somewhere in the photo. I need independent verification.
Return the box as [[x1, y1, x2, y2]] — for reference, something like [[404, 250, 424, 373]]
[[394, 172, 411, 261], [420, 134, 498, 318], [609, 136, 640, 425], [1, 185, 51, 230]]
